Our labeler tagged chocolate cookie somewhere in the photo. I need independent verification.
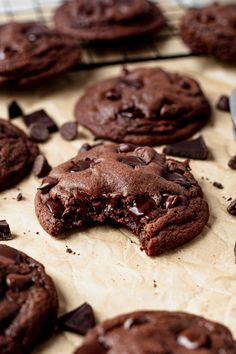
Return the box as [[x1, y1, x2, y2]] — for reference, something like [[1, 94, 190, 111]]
[[0, 119, 39, 192], [181, 4, 236, 61], [0, 22, 81, 87], [74, 310, 236, 353], [54, 0, 166, 41], [35, 144, 209, 256], [0, 245, 58, 354], [75, 67, 211, 146]]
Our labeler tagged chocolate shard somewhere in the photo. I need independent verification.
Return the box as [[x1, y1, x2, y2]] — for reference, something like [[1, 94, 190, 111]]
[[8, 101, 23, 119], [23, 109, 58, 133], [0, 220, 12, 241], [216, 95, 230, 112], [58, 303, 96, 335], [163, 136, 208, 160], [29, 123, 49, 143], [228, 155, 236, 170], [60, 122, 78, 141], [33, 154, 52, 178], [227, 199, 236, 216]]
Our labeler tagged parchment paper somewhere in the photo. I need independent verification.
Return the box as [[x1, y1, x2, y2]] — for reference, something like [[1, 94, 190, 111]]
[[0, 57, 236, 354]]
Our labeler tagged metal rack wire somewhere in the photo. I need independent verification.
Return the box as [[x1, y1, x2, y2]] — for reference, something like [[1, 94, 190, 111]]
[[0, 0, 193, 69]]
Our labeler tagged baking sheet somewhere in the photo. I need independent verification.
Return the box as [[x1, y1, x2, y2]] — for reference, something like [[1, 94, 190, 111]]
[[0, 57, 236, 353]]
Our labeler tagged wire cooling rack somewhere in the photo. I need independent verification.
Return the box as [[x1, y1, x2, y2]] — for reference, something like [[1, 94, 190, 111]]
[[0, 0, 192, 69]]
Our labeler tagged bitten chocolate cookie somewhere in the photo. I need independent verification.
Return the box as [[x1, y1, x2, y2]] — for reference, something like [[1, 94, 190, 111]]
[[35, 144, 209, 256], [54, 0, 166, 41], [0, 22, 81, 87], [0, 245, 58, 354], [0, 119, 39, 192], [74, 310, 236, 354], [181, 4, 236, 61], [75, 67, 211, 146]]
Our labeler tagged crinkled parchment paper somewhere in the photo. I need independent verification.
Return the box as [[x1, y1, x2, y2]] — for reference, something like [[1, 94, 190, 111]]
[[0, 57, 236, 353]]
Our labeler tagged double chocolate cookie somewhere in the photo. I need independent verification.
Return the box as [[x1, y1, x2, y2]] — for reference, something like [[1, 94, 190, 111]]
[[54, 0, 166, 41], [181, 4, 236, 61], [0, 119, 39, 192], [75, 67, 211, 146], [0, 22, 81, 87], [74, 310, 236, 353], [35, 144, 209, 256], [0, 245, 58, 354]]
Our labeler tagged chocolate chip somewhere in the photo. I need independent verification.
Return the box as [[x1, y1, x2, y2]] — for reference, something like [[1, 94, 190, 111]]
[[70, 159, 92, 172], [33, 154, 52, 178], [38, 176, 58, 194], [163, 137, 208, 160], [178, 328, 208, 350], [228, 155, 236, 170], [29, 123, 49, 143], [123, 316, 148, 329], [216, 95, 230, 112], [58, 303, 96, 335], [227, 199, 236, 216], [60, 122, 78, 141], [165, 195, 180, 209], [120, 156, 146, 168], [129, 196, 156, 217], [117, 143, 136, 153], [164, 172, 192, 189], [117, 105, 145, 120], [23, 109, 58, 133], [105, 89, 121, 101], [16, 193, 23, 201], [8, 101, 23, 119], [46, 198, 64, 218], [213, 181, 224, 189], [6, 273, 33, 292], [79, 143, 92, 153], [0, 220, 12, 241]]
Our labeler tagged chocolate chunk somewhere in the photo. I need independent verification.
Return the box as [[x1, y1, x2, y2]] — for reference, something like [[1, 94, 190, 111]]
[[6, 273, 33, 292], [79, 143, 92, 153], [71, 159, 92, 172], [163, 137, 208, 160], [16, 193, 23, 201], [105, 89, 121, 101], [120, 156, 146, 168], [213, 181, 224, 189], [117, 105, 145, 120], [124, 316, 148, 329], [164, 172, 192, 189], [58, 303, 96, 335], [120, 77, 144, 89], [8, 101, 23, 119], [29, 123, 49, 143], [33, 154, 52, 178], [178, 328, 207, 349], [60, 122, 78, 141], [117, 143, 136, 153], [165, 195, 180, 209], [227, 199, 236, 216], [38, 176, 58, 194], [0, 220, 12, 241], [23, 110, 58, 133], [228, 155, 236, 170], [216, 95, 230, 112], [46, 198, 64, 218], [129, 196, 156, 217]]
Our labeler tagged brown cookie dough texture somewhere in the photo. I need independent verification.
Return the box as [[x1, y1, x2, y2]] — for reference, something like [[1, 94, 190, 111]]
[[35, 144, 209, 256], [74, 310, 236, 354], [54, 0, 166, 41], [0, 22, 81, 87], [75, 67, 211, 146], [181, 4, 236, 61], [0, 119, 39, 192], [0, 245, 58, 354]]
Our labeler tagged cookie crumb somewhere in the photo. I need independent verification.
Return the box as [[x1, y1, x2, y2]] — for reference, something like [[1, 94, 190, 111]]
[[16, 193, 23, 201], [213, 181, 224, 189]]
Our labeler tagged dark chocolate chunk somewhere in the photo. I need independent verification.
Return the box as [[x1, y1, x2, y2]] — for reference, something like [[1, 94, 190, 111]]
[[120, 156, 146, 168], [33, 154, 52, 178], [117, 105, 145, 120], [228, 155, 236, 170], [129, 196, 156, 217], [216, 95, 230, 112], [164, 172, 192, 189], [60, 122, 78, 141], [213, 181, 224, 189], [8, 101, 23, 119], [117, 143, 136, 153], [6, 273, 33, 292], [38, 176, 58, 194], [58, 303, 96, 335], [163, 137, 208, 160], [46, 198, 64, 218], [23, 110, 58, 133], [124, 316, 148, 329], [29, 123, 49, 143], [0, 220, 12, 241], [165, 195, 180, 209], [178, 328, 208, 349], [227, 199, 236, 216], [16, 193, 23, 201], [71, 159, 92, 172], [79, 143, 92, 153]]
